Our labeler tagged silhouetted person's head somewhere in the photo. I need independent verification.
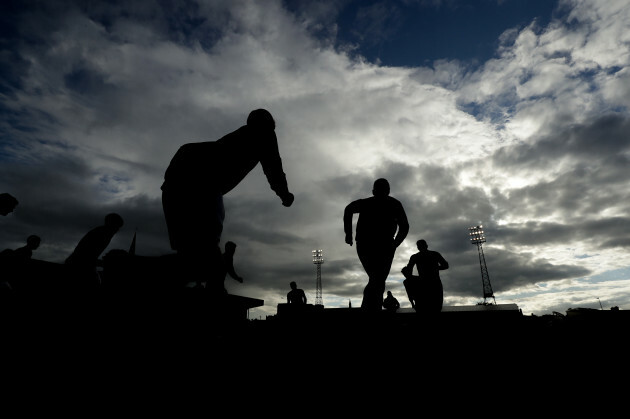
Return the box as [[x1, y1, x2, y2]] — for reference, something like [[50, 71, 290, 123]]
[[247, 109, 275, 131], [386, 291, 393, 297], [372, 178, 390, 197], [26, 235, 41, 250], [417, 239, 428, 252], [225, 241, 237, 254], [104, 213, 124, 233], [0, 193, 19, 216], [290, 281, 297, 290]]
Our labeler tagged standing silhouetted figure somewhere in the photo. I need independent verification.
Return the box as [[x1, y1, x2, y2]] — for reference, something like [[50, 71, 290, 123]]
[[0, 193, 18, 216], [382, 290, 400, 312], [65, 213, 124, 291], [402, 239, 448, 313], [0, 235, 41, 290], [287, 281, 307, 304], [344, 178, 409, 311], [161, 109, 294, 289], [209, 241, 243, 295]]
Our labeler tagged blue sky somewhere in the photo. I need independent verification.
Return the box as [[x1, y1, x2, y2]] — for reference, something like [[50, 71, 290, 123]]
[[2, 0, 630, 319], [323, 0, 558, 66]]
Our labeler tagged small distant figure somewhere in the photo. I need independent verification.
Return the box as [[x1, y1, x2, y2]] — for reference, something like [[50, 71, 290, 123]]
[[12, 235, 41, 261], [161, 109, 294, 291], [205, 240, 244, 294], [0, 193, 19, 216], [287, 281, 307, 305], [0, 235, 41, 290], [402, 239, 448, 313], [382, 290, 400, 312], [344, 178, 409, 311], [65, 213, 124, 290]]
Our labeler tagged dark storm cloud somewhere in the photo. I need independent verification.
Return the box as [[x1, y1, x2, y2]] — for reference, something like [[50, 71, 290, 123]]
[[320, 157, 601, 299], [445, 247, 591, 296], [493, 114, 630, 168], [0, 148, 169, 262], [487, 114, 630, 252]]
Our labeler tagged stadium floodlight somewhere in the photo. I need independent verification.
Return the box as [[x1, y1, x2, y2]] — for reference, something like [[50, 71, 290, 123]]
[[468, 225, 495, 305], [469, 225, 486, 244], [312, 249, 324, 306]]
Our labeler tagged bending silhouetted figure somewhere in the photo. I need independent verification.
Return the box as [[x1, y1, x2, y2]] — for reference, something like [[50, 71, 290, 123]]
[[65, 213, 124, 291], [0, 193, 18, 216], [161, 109, 294, 288], [344, 178, 409, 311], [287, 281, 307, 304], [382, 290, 400, 312], [402, 239, 448, 313]]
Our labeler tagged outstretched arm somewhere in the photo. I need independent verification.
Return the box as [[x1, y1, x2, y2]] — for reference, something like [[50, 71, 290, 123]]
[[344, 200, 360, 246], [227, 267, 243, 283], [437, 253, 449, 270], [402, 255, 416, 278], [260, 131, 294, 207], [393, 204, 409, 248], [224, 254, 243, 283]]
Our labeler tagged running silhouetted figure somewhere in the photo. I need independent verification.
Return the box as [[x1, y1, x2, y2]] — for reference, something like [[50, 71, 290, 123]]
[[65, 213, 124, 290], [344, 178, 409, 311], [161, 109, 294, 287], [402, 239, 448, 312], [287, 281, 307, 304], [382, 290, 400, 312]]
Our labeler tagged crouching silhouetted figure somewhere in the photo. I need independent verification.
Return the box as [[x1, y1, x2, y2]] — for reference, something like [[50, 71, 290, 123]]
[[382, 290, 400, 312]]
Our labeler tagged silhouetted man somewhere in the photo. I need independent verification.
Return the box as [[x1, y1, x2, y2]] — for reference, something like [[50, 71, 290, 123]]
[[344, 178, 409, 311], [11, 235, 41, 261], [287, 281, 307, 304], [212, 241, 243, 295], [0, 193, 18, 216], [402, 239, 448, 312], [161, 109, 294, 287], [65, 213, 124, 290]]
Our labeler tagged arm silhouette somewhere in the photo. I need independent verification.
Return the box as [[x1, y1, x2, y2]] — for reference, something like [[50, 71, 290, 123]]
[[343, 200, 361, 246], [260, 131, 294, 207], [393, 203, 409, 248]]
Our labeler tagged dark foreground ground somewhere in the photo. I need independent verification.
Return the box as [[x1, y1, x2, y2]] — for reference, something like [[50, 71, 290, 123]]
[[3, 293, 627, 408], [4, 294, 624, 362], [2, 259, 624, 409]]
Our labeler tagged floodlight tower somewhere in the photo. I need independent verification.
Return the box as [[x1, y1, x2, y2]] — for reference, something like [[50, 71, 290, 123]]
[[312, 249, 324, 307], [468, 225, 496, 305]]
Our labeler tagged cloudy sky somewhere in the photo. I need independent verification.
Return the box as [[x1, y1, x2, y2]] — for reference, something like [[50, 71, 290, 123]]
[[2, 0, 630, 319]]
